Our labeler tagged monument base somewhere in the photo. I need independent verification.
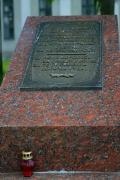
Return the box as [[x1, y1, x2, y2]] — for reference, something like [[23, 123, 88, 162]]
[[0, 126, 120, 172], [0, 16, 120, 172]]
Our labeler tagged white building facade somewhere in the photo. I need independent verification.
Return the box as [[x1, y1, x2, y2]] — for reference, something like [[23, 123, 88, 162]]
[[1, 0, 40, 58], [1, 0, 120, 59]]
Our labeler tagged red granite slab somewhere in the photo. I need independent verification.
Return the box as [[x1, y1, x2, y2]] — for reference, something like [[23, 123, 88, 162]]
[[0, 16, 120, 172]]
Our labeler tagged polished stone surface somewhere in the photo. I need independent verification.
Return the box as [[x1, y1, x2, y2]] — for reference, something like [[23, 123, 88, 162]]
[[0, 16, 120, 172]]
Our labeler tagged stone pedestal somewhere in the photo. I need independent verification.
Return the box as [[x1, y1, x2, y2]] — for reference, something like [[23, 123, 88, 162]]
[[0, 16, 120, 172]]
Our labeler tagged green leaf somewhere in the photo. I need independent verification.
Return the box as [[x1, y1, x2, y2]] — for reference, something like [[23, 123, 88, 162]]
[[47, 0, 54, 5]]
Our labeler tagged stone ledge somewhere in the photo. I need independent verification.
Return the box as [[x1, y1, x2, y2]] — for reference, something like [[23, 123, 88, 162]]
[[1, 171, 120, 180]]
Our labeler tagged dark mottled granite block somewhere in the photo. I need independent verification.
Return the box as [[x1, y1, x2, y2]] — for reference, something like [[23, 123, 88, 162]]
[[0, 16, 120, 172]]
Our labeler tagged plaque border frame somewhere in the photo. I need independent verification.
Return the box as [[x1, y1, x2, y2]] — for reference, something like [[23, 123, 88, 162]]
[[20, 20, 103, 91]]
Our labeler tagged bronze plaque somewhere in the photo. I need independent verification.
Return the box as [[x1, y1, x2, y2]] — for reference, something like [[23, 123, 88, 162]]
[[20, 21, 103, 90]]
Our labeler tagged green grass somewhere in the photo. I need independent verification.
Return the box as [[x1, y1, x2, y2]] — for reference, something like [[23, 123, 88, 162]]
[[3, 59, 11, 75], [0, 59, 11, 85]]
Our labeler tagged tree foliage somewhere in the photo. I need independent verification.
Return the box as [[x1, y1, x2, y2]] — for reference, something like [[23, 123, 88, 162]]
[[94, 0, 114, 14], [47, 0, 54, 5]]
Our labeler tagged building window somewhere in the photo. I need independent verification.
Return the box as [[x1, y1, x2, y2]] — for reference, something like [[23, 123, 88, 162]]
[[39, 0, 52, 16], [3, 0, 14, 40], [82, 0, 96, 15]]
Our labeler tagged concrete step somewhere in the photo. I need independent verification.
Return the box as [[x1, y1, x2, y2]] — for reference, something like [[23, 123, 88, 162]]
[[0, 172, 120, 180]]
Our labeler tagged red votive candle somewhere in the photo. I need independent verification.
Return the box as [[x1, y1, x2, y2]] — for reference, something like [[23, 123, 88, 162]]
[[20, 151, 35, 177]]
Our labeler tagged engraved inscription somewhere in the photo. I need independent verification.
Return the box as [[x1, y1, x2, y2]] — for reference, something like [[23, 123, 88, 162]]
[[20, 21, 102, 90], [50, 73, 74, 78], [32, 21, 101, 85]]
